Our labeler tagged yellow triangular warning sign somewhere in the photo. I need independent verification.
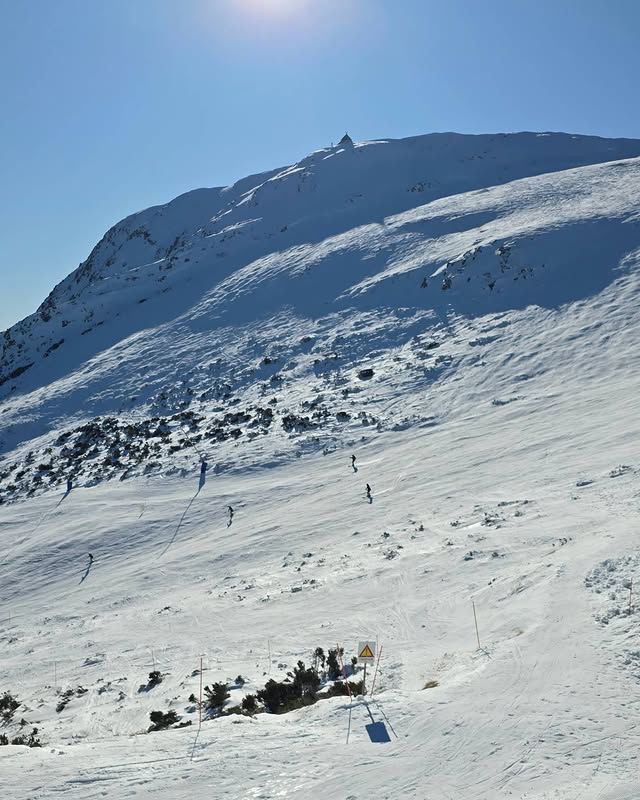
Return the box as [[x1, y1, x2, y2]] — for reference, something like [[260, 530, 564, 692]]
[[359, 644, 374, 659]]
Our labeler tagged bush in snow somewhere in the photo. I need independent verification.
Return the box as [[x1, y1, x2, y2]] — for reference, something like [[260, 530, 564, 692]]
[[326, 648, 343, 681], [291, 661, 321, 696], [241, 694, 258, 714], [148, 710, 179, 731], [322, 679, 365, 698], [203, 682, 230, 713], [138, 670, 164, 693], [257, 660, 321, 714], [257, 679, 300, 714], [0, 728, 42, 747], [0, 692, 20, 721]]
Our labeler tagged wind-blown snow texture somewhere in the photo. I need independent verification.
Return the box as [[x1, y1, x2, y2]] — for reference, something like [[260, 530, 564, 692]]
[[2, 132, 640, 799]]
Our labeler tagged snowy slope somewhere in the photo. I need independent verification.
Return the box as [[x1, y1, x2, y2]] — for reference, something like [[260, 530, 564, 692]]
[[2, 131, 640, 799], [2, 132, 640, 500]]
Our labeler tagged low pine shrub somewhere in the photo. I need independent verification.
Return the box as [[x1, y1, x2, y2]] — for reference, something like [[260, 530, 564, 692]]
[[0, 692, 19, 721], [148, 710, 179, 731], [203, 682, 229, 713], [147, 671, 163, 688], [8, 728, 41, 747], [241, 694, 258, 713]]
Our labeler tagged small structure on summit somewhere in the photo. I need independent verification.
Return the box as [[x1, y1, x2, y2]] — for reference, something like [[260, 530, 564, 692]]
[[339, 132, 353, 146]]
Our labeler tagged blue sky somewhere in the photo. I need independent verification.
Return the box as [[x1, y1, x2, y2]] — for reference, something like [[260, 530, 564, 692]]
[[1, 0, 639, 330]]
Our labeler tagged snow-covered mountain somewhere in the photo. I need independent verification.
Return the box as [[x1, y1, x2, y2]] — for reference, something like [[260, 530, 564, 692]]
[[2, 131, 640, 499], [2, 131, 640, 799]]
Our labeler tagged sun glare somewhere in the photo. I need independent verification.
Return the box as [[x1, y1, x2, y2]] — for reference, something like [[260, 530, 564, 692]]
[[240, 0, 308, 18]]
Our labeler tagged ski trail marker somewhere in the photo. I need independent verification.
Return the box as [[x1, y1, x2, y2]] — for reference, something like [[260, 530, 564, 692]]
[[358, 641, 376, 663]]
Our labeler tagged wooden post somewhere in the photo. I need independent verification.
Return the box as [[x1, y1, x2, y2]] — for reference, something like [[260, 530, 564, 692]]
[[472, 600, 481, 650], [198, 656, 203, 730], [369, 645, 383, 698], [363, 663, 367, 695]]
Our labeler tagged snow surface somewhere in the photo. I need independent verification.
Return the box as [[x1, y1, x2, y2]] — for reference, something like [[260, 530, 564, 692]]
[[2, 131, 640, 798]]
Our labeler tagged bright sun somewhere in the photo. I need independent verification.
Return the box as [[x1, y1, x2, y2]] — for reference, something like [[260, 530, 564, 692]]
[[243, 0, 305, 15]]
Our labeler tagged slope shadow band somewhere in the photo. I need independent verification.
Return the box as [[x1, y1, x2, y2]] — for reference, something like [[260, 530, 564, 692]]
[[160, 477, 204, 557], [79, 559, 93, 584], [56, 489, 71, 508]]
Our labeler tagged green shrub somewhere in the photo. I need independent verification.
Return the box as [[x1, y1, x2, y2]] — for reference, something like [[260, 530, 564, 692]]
[[147, 670, 163, 688], [322, 679, 365, 698], [257, 661, 321, 714], [292, 661, 321, 696], [9, 728, 41, 747], [148, 710, 179, 731], [204, 682, 229, 712], [241, 694, 258, 713], [139, 671, 163, 693], [326, 648, 343, 681], [0, 692, 19, 721]]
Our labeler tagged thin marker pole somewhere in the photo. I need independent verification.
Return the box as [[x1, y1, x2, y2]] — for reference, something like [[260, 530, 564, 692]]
[[267, 640, 272, 674], [369, 645, 383, 698], [472, 600, 481, 650], [629, 579, 633, 615]]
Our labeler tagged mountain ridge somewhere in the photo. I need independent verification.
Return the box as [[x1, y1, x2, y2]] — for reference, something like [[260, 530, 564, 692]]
[[1, 130, 640, 502]]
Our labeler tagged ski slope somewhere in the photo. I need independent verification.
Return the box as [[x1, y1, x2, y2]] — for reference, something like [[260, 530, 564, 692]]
[[2, 132, 640, 799]]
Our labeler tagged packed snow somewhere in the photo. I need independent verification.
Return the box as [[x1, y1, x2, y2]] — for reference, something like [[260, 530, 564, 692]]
[[1, 131, 640, 799]]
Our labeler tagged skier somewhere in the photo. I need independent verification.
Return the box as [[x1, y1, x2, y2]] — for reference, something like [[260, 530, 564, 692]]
[[200, 460, 208, 476], [228, 505, 234, 520], [88, 552, 94, 564], [351, 454, 356, 468], [67, 477, 73, 492], [366, 483, 372, 499]]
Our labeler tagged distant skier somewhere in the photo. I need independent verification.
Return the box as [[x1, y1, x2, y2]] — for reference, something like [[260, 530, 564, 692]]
[[366, 483, 372, 499], [88, 553, 94, 564], [228, 505, 234, 520], [66, 477, 73, 492], [200, 460, 208, 476], [351, 454, 356, 468]]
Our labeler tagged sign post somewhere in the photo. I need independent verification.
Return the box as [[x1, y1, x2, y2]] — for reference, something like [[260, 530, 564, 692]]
[[358, 641, 376, 694]]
